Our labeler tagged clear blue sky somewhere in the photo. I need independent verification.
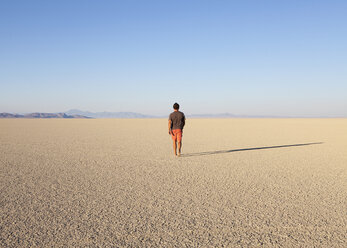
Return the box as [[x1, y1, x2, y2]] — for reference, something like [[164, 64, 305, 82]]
[[1, 0, 346, 116]]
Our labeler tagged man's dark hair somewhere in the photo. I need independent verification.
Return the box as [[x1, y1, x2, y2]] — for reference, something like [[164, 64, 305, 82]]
[[173, 103, 179, 110]]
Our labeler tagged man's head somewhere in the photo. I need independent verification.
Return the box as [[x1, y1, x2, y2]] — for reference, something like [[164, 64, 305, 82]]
[[173, 103, 179, 110]]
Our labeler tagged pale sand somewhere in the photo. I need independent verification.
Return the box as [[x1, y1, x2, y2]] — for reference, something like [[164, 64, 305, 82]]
[[0, 119, 346, 247]]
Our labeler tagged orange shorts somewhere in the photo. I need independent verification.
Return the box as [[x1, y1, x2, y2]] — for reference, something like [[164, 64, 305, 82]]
[[171, 129, 183, 142]]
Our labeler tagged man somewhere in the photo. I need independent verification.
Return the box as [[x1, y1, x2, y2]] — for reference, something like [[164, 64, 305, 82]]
[[168, 103, 185, 156]]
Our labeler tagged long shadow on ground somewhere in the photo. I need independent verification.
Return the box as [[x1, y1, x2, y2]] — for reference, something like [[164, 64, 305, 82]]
[[181, 142, 323, 157]]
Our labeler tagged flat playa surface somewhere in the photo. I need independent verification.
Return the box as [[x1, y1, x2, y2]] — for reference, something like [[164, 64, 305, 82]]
[[1, 119, 346, 247]]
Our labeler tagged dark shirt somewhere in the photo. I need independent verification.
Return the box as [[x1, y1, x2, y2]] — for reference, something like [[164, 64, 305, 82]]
[[169, 111, 185, 130]]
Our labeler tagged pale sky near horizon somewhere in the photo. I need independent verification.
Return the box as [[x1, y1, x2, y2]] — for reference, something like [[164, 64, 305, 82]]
[[1, 0, 346, 117]]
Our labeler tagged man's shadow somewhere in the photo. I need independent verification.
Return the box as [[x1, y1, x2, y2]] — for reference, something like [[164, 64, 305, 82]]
[[181, 142, 323, 157]]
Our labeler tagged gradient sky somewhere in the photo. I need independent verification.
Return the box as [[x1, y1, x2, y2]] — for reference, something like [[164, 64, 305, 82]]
[[1, 0, 346, 116]]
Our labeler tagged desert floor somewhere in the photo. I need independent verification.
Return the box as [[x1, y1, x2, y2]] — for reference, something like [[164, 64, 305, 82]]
[[0, 119, 346, 247]]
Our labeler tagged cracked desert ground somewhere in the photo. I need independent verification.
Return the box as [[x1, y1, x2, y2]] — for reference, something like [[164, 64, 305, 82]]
[[1, 119, 346, 247]]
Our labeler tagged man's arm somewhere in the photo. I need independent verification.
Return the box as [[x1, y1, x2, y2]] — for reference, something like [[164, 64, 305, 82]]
[[168, 120, 172, 134]]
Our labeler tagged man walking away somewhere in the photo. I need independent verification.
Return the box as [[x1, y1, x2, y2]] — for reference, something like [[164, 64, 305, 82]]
[[168, 103, 185, 156]]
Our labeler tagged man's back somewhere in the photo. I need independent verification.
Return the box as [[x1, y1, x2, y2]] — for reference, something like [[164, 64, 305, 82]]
[[169, 111, 185, 130]]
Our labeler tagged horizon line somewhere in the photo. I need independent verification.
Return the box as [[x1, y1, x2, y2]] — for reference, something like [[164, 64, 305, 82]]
[[1, 110, 346, 119]]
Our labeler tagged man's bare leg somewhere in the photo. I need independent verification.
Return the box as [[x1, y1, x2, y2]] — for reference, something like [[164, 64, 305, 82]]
[[178, 141, 182, 156], [173, 140, 177, 156]]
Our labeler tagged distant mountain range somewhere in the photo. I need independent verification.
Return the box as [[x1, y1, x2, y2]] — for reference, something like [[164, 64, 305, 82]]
[[66, 110, 284, 118], [0, 113, 90, 119], [66, 109, 156, 118], [1, 110, 345, 119]]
